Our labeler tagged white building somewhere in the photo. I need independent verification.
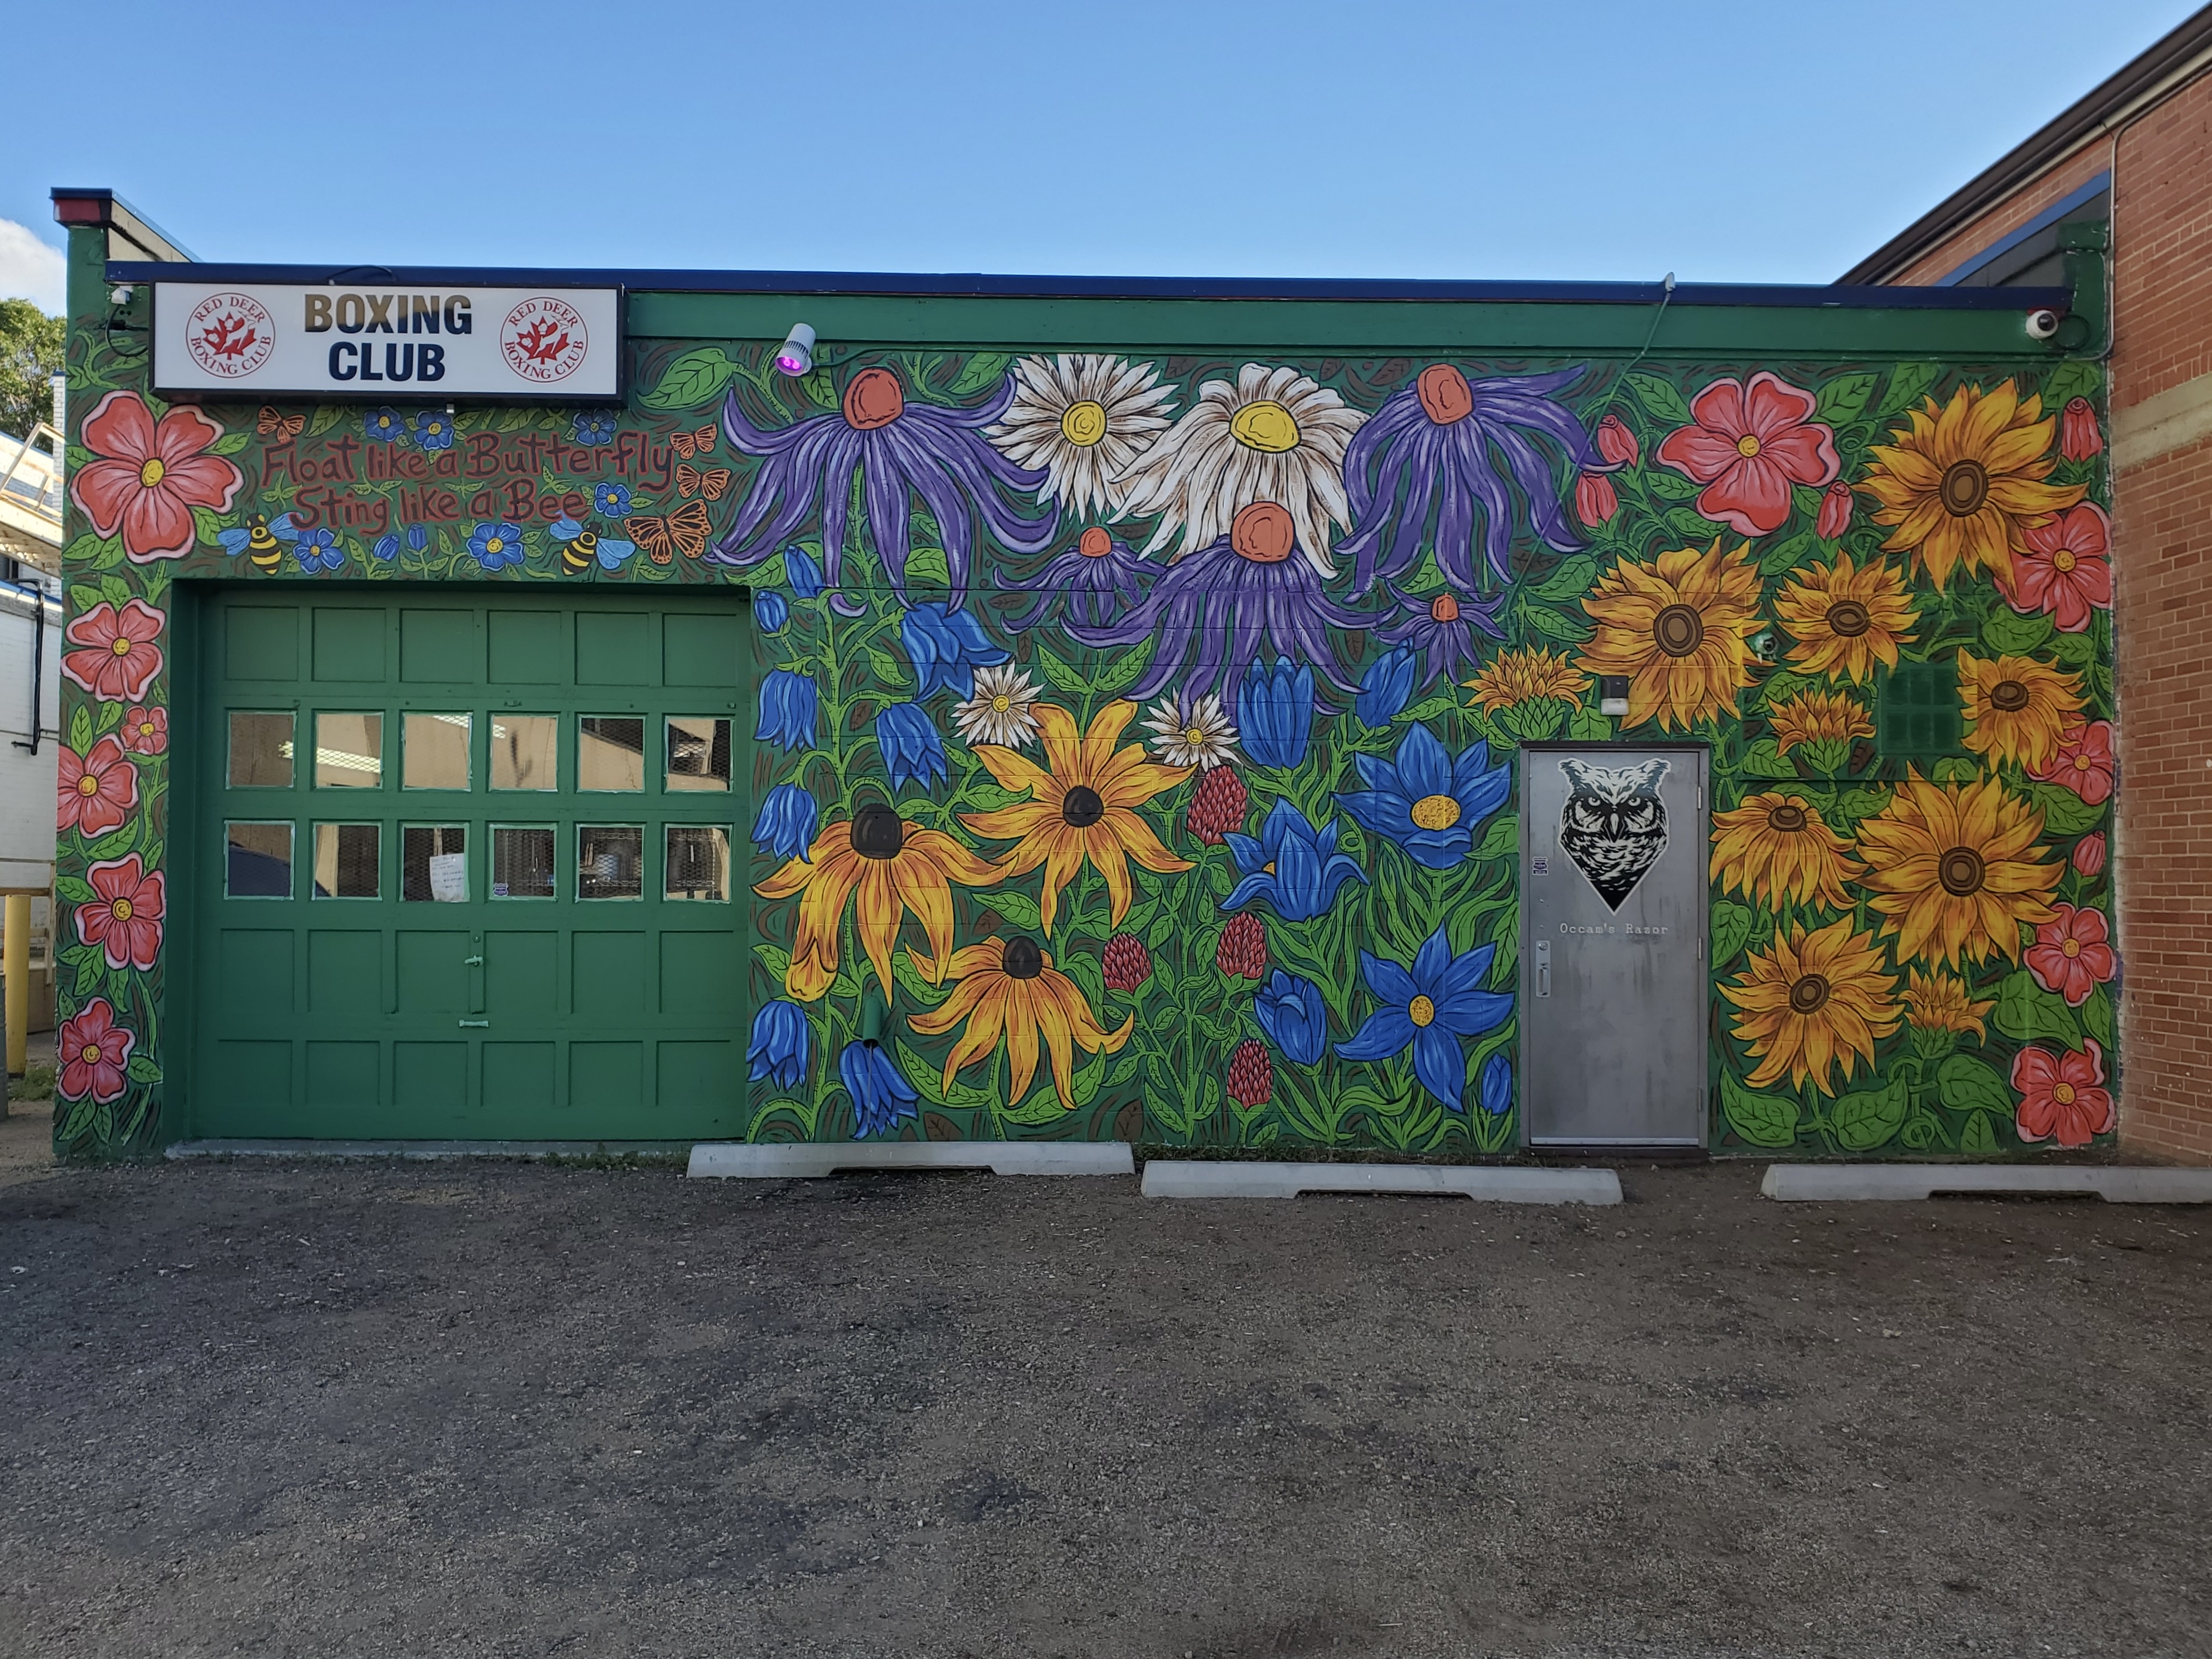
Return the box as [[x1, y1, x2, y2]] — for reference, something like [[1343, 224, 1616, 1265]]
[[1, 415, 63, 1046]]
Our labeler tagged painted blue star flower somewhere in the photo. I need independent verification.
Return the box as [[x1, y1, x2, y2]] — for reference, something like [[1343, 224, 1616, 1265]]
[[292, 528, 345, 573], [756, 669, 818, 753], [1254, 970, 1328, 1066], [1236, 656, 1313, 770], [1221, 798, 1367, 922], [901, 602, 1010, 700], [571, 410, 618, 445], [467, 521, 527, 571], [747, 1000, 811, 1089], [593, 482, 633, 519], [1337, 925, 1514, 1112], [875, 702, 949, 791], [412, 410, 456, 452], [841, 1040, 919, 1138], [364, 408, 405, 443], [752, 782, 819, 862], [1335, 724, 1510, 870]]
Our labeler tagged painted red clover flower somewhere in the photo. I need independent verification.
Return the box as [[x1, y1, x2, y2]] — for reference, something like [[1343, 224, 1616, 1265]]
[[1225, 1038, 1274, 1110], [1102, 933, 1154, 993], [1215, 912, 1268, 980]]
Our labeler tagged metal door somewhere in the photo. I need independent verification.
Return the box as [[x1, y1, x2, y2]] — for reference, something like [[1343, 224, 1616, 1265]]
[[1520, 745, 1707, 1146]]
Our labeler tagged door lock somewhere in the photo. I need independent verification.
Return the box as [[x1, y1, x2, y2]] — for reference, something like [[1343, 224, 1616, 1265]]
[[1534, 938, 1551, 999], [458, 1019, 489, 1029]]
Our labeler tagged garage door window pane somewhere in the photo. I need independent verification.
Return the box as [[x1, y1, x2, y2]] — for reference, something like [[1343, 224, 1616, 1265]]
[[665, 825, 730, 901], [666, 717, 731, 792], [579, 717, 645, 792], [403, 712, 472, 790], [492, 825, 557, 899], [315, 712, 384, 788], [226, 821, 293, 898], [491, 715, 558, 791], [402, 825, 469, 902], [228, 712, 295, 788], [312, 823, 381, 899], [577, 825, 643, 901]]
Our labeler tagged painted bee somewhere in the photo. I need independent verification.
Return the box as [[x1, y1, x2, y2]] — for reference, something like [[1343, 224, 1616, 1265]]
[[216, 513, 299, 574], [549, 515, 636, 576]]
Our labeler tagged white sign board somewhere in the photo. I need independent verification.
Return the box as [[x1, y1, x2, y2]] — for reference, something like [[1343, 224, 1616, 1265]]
[[152, 283, 623, 401]]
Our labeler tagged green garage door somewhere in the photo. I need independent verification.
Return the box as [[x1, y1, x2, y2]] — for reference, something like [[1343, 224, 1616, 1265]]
[[191, 588, 753, 1141]]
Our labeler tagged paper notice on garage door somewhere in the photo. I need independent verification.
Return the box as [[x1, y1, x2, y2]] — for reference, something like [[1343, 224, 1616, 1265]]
[[428, 852, 468, 902]]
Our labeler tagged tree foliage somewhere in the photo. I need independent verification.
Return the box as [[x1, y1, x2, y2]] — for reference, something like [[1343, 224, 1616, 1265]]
[[0, 298, 64, 441]]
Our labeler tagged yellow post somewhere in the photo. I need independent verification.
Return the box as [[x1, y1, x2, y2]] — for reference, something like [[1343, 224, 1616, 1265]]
[[4, 892, 29, 1076]]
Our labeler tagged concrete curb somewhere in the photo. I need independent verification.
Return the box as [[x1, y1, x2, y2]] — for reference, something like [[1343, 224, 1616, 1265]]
[[165, 1138, 689, 1161], [1140, 1160, 1622, 1204], [686, 1141, 1136, 1179], [1763, 1163, 2212, 1203]]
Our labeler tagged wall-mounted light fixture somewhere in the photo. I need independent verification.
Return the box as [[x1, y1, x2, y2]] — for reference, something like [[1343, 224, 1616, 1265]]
[[1598, 676, 1632, 718], [774, 323, 817, 376]]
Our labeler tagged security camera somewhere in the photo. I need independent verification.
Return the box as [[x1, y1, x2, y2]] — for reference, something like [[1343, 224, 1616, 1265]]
[[2026, 308, 2063, 341], [109, 283, 134, 306], [773, 323, 816, 376]]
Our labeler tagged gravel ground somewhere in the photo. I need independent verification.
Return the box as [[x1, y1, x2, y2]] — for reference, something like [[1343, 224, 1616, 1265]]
[[1, 1139, 2207, 1659]]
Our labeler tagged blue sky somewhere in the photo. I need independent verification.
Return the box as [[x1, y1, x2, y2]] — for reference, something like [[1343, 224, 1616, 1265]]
[[2, 0, 2199, 305]]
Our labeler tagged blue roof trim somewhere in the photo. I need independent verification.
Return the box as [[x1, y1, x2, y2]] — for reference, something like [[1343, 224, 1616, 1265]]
[[102, 261, 2070, 311], [1937, 172, 2111, 287]]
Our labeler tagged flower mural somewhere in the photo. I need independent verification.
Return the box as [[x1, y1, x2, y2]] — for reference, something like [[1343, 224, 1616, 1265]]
[[1709, 792, 1864, 911], [61, 599, 164, 702], [1655, 372, 1840, 538], [2012, 1039, 2114, 1148], [906, 937, 1133, 1108], [984, 354, 1177, 518], [76, 854, 166, 972], [1722, 918, 1900, 1096], [1854, 772, 2062, 969], [1771, 551, 1916, 684], [1337, 926, 1514, 1112], [1578, 539, 1761, 730], [57, 737, 138, 837], [69, 391, 243, 562], [1335, 724, 1510, 871], [57, 997, 134, 1106], [2003, 501, 2112, 632]]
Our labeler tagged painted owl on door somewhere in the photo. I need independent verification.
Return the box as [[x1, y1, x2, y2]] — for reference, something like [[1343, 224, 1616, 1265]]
[[1558, 757, 1671, 911]]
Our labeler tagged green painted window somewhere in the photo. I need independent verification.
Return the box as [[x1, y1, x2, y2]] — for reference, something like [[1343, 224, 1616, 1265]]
[[1876, 660, 1962, 761]]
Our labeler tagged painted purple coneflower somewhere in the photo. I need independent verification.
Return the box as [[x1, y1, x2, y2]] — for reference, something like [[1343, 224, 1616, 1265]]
[[1377, 585, 1507, 690], [998, 525, 1152, 630], [1337, 364, 1603, 597], [707, 366, 1059, 610]]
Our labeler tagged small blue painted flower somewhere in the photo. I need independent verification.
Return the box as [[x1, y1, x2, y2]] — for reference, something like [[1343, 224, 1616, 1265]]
[[841, 1040, 919, 1138], [1338, 925, 1515, 1112], [1221, 798, 1367, 922], [371, 533, 399, 561], [467, 521, 527, 571], [406, 523, 430, 550], [1355, 645, 1419, 727], [752, 782, 819, 863], [747, 1000, 811, 1089], [876, 702, 949, 791], [1335, 723, 1511, 870], [412, 410, 456, 452], [756, 669, 819, 753], [593, 482, 633, 519], [292, 528, 346, 573], [571, 410, 618, 445], [754, 590, 790, 633], [1479, 1051, 1513, 1116], [902, 602, 1011, 700], [782, 544, 825, 599], [1254, 970, 1328, 1066], [1236, 656, 1315, 770], [364, 408, 406, 443]]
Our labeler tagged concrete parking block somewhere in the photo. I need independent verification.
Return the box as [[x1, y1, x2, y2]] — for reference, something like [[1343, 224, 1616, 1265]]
[[686, 1141, 1135, 1179], [1763, 1163, 2212, 1203], [1140, 1159, 1622, 1204]]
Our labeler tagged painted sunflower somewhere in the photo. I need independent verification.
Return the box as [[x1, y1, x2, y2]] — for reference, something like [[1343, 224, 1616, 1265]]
[[755, 800, 1002, 1000], [1465, 645, 1590, 714], [1855, 770, 2061, 968], [1903, 968, 1994, 1039], [1768, 689, 1874, 754], [1723, 916, 1901, 1096], [960, 700, 1193, 935], [1578, 538, 1763, 731], [1956, 649, 2086, 775], [906, 936, 1133, 1108], [983, 354, 1178, 519], [1709, 791, 1864, 911], [1771, 550, 1917, 684], [1858, 381, 2087, 589]]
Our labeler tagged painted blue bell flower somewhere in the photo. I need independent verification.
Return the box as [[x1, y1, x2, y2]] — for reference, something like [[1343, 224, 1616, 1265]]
[[370, 533, 399, 562], [747, 1000, 811, 1090], [1356, 646, 1418, 727], [901, 601, 1010, 700], [467, 520, 527, 571], [756, 669, 818, 753], [841, 1040, 919, 1138], [364, 407, 405, 443], [1236, 655, 1314, 770], [754, 590, 790, 633], [876, 701, 948, 791], [1221, 798, 1366, 922], [1479, 1051, 1513, 1117], [593, 482, 633, 519], [1335, 723, 1510, 870], [571, 409, 618, 445], [293, 528, 345, 573], [412, 410, 456, 452], [752, 782, 819, 862], [406, 522, 430, 550], [1254, 970, 1328, 1066], [1338, 925, 1514, 1112], [782, 544, 825, 599]]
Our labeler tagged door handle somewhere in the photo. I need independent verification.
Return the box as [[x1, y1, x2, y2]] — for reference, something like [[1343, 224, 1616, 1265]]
[[1534, 938, 1551, 998], [458, 1019, 489, 1029], [464, 955, 484, 966]]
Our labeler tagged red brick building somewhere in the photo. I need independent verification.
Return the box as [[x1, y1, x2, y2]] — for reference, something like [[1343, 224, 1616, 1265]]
[[1846, 6, 2212, 1161]]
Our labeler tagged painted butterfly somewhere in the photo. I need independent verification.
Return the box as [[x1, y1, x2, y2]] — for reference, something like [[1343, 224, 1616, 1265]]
[[256, 407, 305, 442], [669, 423, 718, 458], [676, 463, 731, 501], [627, 500, 710, 564]]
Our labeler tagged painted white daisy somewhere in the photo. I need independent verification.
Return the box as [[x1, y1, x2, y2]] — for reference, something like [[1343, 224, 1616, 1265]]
[[1110, 362, 1366, 577], [951, 664, 1043, 750], [983, 354, 1178, 518], [1140, 690, 1239, 771]]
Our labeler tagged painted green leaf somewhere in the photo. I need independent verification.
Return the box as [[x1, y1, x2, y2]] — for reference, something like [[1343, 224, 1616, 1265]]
[[1625, 373, 1691, 428], [1710, 900, 1757, 969], [1993, 969, 2083, 1049], [1960, 1110, 2000, 1155], [946, 353, 1013, 397], [69, 703, 93, 754], [1645, 469, 1701, 503], [2041, 361, 2101, 409], [81, 535, 128, 573], [1568, 705, 1613, 741], [1667, 507, 1719, 540], [752, 942, 793, 984], [1521, 605, 1589, 644], [1981, 609, 2054, 656], [1876, 362, 1944, 420], [1739, 737, 1788, 778], [1496, 698, 1568, 742], [902, 546, 951, 587], [1935, 1053, 2011, 1116], [1721, 1072, 1799, 1148], [1003, 1087, 1077, 1125], [54, 875, 94, 904], [82, 819, 139, 861], [1759, 531, 1818, 576], [1816, 371, 1880, 424], [1931, 758, 1981, 784], [1030, 647, 1088, 697], [1091, 641, 1155, 698], [1398, 689, 1460, 724], [97, 574, 134, 612], [1531, 553, 1598, 600], [2081, 985, 2115, 1049], [1831, 1072, 1909, 1152], [2024, 782, 2104, 837], [986, 887, 1043, 931], [1472, 813, 1518, 863], [209, 430, 252, 456], [894, 1040, 949, 1105], [2049, 629, 2097, 666], [125, 1054, 163, 1085], [641, 347, 742, 411], [1338, 1081, 1413, 1120], [891, 948, 954, 1006], [309, 405, 345, 436]]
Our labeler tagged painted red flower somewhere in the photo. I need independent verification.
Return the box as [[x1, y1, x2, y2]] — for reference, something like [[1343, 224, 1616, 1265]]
[[1216, 912, 1267, 979], [2024, 902, 2115, 1007], [69, 390, 242, 562], [61, 598, 165, 702], [1594, 413, 1638, 466], [2011, 1038, 2113, 1148], [1574, 472, 1619, 528], [57, 997, 134, 1104], [1655, 372, 1840, 537], [78, 853, 166, 972], [1102, 932, 1153, 993], [1816, 480, 1854, 540], [2071, 831, 2106, 877], [2058, 397, 2103, 461], [2032, 719, 2113, 806], [56, 735, 139, 837], [1225, 1037, 1274, 1110], [121, 705, 168, 755], [1186, 765, 1248, 846], [2005, 502, 2112, 632]]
